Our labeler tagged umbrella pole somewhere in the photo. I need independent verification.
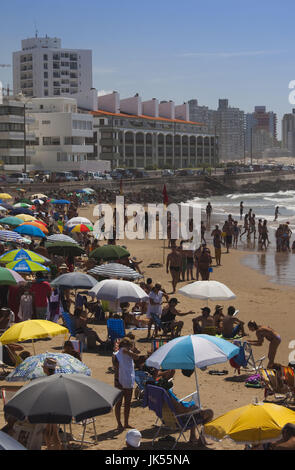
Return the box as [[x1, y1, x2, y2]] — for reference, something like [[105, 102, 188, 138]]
[[31, 339, 36, 355], [194, 368, 201, 409]]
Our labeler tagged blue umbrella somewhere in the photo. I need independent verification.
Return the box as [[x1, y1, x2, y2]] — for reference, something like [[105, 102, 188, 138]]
[[14, 225, 46, 238], [6, 352, 91, 382], [146, 335, 240, 407], [51, 200, 71, 205], [11, 208, 34, 216], [6, 259, 50, 273]]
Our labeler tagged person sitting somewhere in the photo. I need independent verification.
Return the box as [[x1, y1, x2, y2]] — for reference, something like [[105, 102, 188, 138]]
[[120, 302, 148, 329], [73, 309, 105, 348], [213, 305, 224, 334], [192, 307, 214, 334], [222, 306, 246, 339], [62, 340, 82, 361], [160, 298, 194, 338]]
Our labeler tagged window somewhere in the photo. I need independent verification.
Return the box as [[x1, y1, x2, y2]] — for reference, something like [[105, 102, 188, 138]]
[[42, 120, 51, 125], [43, 137, 60, 145], [43, 54, 48, 61], [44, 81, 48, 87], [44, 63, 48, 70], [44, 72, 48, 79]]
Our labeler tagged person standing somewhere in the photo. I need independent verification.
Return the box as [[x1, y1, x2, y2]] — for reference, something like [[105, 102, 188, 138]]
[[240, 201, 244, 221], [198, 245, 212, 280], [147, 284, 169, 338], [274, 206, 280, 221], [211, 225, 222, 266], [206, 202, 212, 224], [30, 273, 52, 320], [114, 337, 140, 431], [166, 245, 182, 293]]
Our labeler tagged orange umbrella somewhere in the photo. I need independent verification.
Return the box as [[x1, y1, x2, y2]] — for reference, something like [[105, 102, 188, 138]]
[[19, 222, 49, 234]]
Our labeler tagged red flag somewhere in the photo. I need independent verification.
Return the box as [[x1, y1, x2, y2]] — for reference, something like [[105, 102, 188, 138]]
[[163, 184, 168, 207]]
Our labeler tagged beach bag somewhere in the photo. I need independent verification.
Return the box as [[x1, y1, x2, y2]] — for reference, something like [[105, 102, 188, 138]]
[[245, 373, 263, 388]]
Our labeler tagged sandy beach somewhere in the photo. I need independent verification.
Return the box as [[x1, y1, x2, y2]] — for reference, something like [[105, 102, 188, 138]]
[[1, 201, 295, 451]]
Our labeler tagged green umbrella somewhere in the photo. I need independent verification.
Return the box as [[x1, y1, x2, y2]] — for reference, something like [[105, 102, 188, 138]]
[[18, 199, 33, 205], [0, 217, 23, 227], [45, 241, 85, 257], [89, 245, 130, 261], [0, 267, 25, 285]]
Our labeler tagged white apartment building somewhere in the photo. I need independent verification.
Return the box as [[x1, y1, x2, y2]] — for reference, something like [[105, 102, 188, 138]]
[[0, 96, 36, 171], [28, 97, 95, 171], [13, 36, 92, 99]]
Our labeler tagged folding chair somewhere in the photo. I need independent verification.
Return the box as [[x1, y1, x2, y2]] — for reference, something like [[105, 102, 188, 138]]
[[62, 312, 86, 351], [107, 318, 126, 346], [143, 384, 203, 449], [134, 370, 154, 400], [151, 339, 169, 352], [261, 366, 295, 404], [229, 341, 265, 374]]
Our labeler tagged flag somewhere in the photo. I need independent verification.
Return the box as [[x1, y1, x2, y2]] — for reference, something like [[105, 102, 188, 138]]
[[120, 179, 123, 196], [163, 184, 168, 207]]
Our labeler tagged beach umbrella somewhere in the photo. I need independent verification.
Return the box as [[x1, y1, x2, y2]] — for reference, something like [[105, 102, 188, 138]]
[[90, 279, 149, 302], [0, 431, 27, 450], [6, 260, 50, 273], [47, 234, 78, 244], [0, 249, 49, 264], [178, 281, 236, 301], [51, 200, 71, 205], [6, 352, 91, 382], [146, 334, 239, 407], [88, 263, 143, 280], [18, 199, 33, 205], [51, 272, 97, 290], [0, 217, 23, 227], [45, 241, 85, 257], [0, 231, 23, 243], [11, 209, 34, 217], [69, 224, 93, 233], [0, 206, 8, 212], [0, 203, 13, 210], [4, 374, 122, 424], [0, 320, 68, 355], [13, 203, 32, 209], [83, 188, 95, 194], [14, 225, 46, 239], [20, 222, 48, 234], [0, 194, 12, 200], [32, 199, 44, 205], [204, 401, 295, 444], [89, 245, 130, 261], [66, 217, 92, 227], [31, 194, 47, 200], [13, 214, 36, 222], [0, 267, 25, 285]]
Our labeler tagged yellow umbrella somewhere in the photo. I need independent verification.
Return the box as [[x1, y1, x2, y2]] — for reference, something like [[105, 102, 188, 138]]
[[16, 214, 36, 222], [0, 320, 68, 354], [204, 401, 295, 444], [0, 193, 12, 200]]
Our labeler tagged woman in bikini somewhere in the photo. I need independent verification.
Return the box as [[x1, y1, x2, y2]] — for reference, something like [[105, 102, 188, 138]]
[[247, 321, 281, 368]]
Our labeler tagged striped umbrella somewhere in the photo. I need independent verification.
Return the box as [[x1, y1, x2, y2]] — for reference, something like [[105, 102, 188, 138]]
[[88, 263, 143, 280], [47, 234, 78, 244], [0, 249, 49, 264], [6, 260, 50, 273], [0, 267, 25, 285], [0, 231, 23, 242]]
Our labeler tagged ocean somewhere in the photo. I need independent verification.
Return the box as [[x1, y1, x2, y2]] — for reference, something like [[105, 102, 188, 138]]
[[186, 190, 295, 286]]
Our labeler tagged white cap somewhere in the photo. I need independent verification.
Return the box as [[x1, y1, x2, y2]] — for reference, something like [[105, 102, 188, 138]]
[[126, 429, 142, 448]]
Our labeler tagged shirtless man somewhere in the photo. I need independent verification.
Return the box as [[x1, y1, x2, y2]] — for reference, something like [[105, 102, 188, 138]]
[[247, 321, 281, 368], [222, 306, 246, 339], [161, 298, 194, 338], [166, 246, 182, 293], [192, 307, 214, 334]]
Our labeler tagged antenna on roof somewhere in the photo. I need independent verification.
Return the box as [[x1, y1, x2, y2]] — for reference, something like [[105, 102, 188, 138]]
[[34, 20, 38, 38]]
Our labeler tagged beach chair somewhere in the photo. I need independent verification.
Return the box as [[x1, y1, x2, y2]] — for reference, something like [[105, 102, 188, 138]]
[[261, 366, 295, 404], [62, 312, 86, 351], [143, 384, 203, 449], [150, 313, 174, 339], [229, 341, 265, 374], [107, 318, 126, 345], [151, 339, 169, 352], [134, 370, 154, 400]]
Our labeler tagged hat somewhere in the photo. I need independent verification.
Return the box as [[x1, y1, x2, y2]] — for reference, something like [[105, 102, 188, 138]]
[[43, 358, 57, 370], [126, 429, 142, 448], [201, 307, 211, 313]]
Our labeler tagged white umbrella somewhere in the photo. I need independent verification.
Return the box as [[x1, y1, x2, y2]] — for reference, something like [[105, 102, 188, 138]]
[[90, 279, 149, 302], [47, 234, 78, 244], [0, 206, 8, 212], [0, 430, 27, 450], [178, 281, 236, 301], [31, 194, 48, 200], [88, 263, 143, 280], [66, 217, 92, 227]]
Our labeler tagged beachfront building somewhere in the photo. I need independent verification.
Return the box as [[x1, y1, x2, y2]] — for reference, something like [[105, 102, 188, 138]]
[[0, 96, 36, 171], [282, 110, 295, 157], [13, 36, 92, 100], [246, 106, 277, 157], [26, 97, 100, 171], [188, 98, 244, 161], [90, 92, 218, 169]]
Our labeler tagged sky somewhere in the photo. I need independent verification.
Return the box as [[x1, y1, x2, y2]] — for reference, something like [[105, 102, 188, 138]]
[[0, 0, 295, 138]]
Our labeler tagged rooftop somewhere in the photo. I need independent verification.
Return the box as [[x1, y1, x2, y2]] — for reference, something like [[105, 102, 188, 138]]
[[91, 109, 203, 126]]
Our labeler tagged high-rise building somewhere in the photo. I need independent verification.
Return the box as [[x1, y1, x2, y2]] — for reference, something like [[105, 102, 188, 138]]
[[215, 99, 245, 161], [246, 106, 277, 157], [282, 110, 295, 155], [13, 36, 92, 99]]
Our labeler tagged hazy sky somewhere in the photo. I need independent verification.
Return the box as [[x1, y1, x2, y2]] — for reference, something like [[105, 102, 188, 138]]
[[1, 0, 295, 138]]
